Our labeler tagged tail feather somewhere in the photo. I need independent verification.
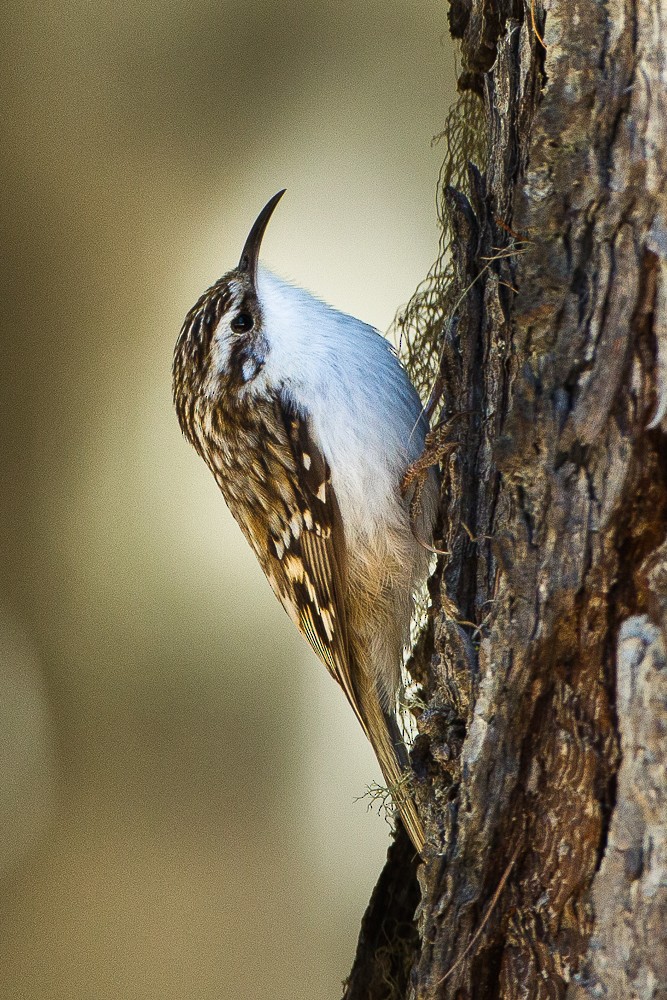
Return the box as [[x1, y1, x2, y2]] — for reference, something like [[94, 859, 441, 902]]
[[358, 682, 425, 854]]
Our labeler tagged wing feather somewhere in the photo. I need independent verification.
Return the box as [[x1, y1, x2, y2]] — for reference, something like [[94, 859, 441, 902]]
[[254, 398, 369, 735], [209, 393, 424, 851]]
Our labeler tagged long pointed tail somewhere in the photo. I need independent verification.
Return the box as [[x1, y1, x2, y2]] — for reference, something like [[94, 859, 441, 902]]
[[358, 684, 425, 854]]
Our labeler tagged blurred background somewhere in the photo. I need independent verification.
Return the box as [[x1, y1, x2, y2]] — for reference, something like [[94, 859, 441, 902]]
[[0, 3, 456, 997]]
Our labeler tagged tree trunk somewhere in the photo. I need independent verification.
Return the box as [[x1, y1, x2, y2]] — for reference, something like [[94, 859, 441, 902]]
[[344, 0, 667, 997]]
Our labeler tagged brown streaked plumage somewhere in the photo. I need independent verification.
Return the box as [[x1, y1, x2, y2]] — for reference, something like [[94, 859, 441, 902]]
[[173, 192, 439, 853]]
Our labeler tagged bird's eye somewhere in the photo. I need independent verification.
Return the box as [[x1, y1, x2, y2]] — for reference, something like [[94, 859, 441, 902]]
[[230, 311, 254, 333]]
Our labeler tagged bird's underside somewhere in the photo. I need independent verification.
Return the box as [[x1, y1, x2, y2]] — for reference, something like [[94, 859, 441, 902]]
[[199, 392, 425, 852]]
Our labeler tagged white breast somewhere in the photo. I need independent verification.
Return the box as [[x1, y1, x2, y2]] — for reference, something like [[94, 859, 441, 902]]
[[254, 267, 429, 543]]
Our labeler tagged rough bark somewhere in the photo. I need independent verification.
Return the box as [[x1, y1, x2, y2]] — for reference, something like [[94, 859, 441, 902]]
[[345, 0, 667, 997]]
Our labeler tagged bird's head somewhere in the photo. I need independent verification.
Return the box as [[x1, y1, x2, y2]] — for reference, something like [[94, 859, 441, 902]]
[[172, 190, 285, 441]]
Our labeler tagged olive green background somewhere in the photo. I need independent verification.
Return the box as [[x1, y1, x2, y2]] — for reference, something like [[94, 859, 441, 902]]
[[0, 3, 455, 997]]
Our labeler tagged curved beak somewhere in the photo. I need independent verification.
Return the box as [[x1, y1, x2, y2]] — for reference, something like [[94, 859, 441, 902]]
[[238, 189, 286, 282]]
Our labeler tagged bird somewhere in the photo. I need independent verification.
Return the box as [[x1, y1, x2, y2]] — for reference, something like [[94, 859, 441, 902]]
[[172, 190, 439, 852]]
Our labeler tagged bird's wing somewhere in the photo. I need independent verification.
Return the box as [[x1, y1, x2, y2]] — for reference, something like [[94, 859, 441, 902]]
[[238, 395, 424, 852], [250, 397, 369, 734]]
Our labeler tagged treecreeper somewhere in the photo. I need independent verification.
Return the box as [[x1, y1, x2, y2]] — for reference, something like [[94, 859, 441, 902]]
[[172, 191, 439, 852]]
